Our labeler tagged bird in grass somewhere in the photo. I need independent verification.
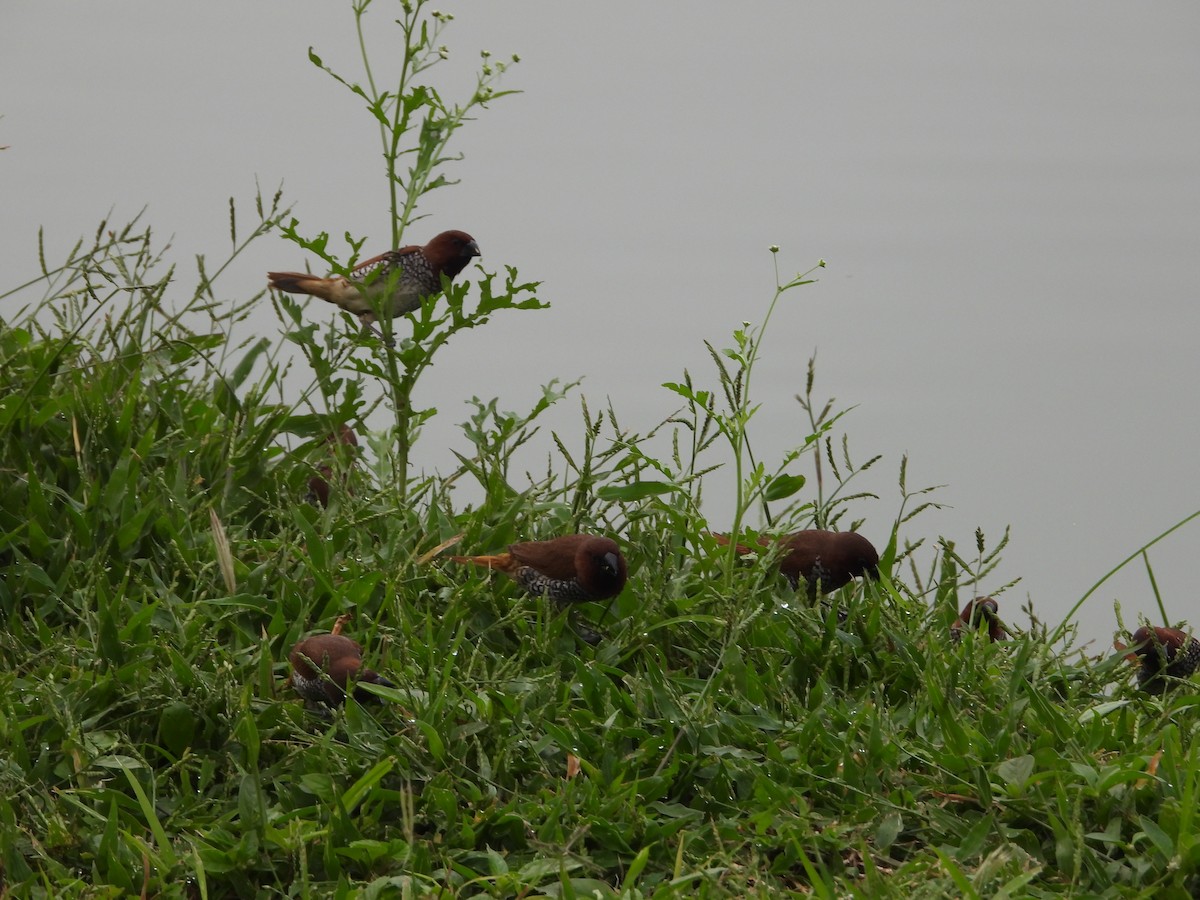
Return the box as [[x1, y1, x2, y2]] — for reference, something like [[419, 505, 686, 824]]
[[306, 424, 358, 509], [447, 534, 628, 644], [712, 529, 880, 599], [950, 597, 1008, 642], [289, 618, 394, 708], [268, 229, 481, 325], [1128, 626, 1200, 694], [449, 534, 628, 604]]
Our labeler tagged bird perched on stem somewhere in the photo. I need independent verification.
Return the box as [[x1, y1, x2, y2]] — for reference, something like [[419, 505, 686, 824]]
[[268, 229, 480, 325], [1128, 626, 1200, 694], [289, 617, 394, 708], [712, 529, 880, 599], [950, 597, 1008, 642], [447, 534, 628, 644]]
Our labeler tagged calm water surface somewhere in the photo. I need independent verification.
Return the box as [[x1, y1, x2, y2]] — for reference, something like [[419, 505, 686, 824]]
[[3, 2, 1198, 654]]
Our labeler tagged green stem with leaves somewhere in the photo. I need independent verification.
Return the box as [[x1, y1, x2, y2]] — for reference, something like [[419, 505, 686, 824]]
[[288, 0, 522, 500], [722, 253, 824, 584]]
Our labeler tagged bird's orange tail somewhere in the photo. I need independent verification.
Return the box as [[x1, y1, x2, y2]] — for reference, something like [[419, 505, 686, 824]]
[[448, 553, 513, 571], [709, 532, 756, 555], [268, 271, 332, 299]]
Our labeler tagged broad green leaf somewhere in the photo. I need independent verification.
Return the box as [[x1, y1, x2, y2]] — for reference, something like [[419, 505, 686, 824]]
[[763, 473, 806, 501]]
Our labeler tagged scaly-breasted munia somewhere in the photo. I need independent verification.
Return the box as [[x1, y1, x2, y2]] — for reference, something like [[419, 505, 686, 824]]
[[449, 534, 628, 605], [1130, 626, 1200, 694], [306, 424, 359, 509], [289, 632, 395, 707], [950, 597, 1008, 641], [713, 529, 880, 599], [268, 230, 481, 324]]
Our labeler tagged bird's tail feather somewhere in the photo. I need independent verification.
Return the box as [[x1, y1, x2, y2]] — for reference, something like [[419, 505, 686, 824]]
[[268, 272, 375, 320], [268, 271, 333, 299], [709, 532, 755, 555], [448, 553, 512, 570]]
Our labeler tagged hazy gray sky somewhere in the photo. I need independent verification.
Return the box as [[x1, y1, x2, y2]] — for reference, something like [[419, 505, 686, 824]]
[[4, 2, 1199, 649]]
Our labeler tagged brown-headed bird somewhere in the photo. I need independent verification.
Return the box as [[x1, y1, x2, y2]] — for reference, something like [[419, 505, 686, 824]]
[[289, 632, 395, 708], [713, 529, 880, 599], [1130, 626, 1200, 694], [268, 230, 481, 325], [449, 534, 628, 605], [950, 597, 1008, 642], [306, 424, 359, 509]]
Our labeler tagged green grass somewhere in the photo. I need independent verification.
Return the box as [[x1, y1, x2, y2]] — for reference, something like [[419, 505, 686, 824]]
[[3, 3, 1200, 897]]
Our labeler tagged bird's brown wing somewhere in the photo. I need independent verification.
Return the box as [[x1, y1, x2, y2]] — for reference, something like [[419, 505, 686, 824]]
[[351, 245, 420, 277], [507, 535, 589, 580], [289, 634, 362, 680], [778, 533, 832, 572], [327, 655, 362, 687]]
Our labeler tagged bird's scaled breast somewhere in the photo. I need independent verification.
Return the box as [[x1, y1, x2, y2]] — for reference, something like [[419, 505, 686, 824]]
[[516, 566, 590, 602], [291, 673, 334, 703]]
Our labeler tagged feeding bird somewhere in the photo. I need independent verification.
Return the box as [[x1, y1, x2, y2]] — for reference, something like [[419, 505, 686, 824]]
[[448, 534, 628, 604], [1129, 625, 1200, 694], [268, 229, 480, 325], [447, 534, 628, 644], [950, 597, 1008, 642], [289, 627, 394, 708], [712, 529, 880, 599]]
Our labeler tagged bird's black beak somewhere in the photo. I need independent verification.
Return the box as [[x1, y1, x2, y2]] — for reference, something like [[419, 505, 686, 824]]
[[603, 552, 619, 575], [467, 240, 481, 257]]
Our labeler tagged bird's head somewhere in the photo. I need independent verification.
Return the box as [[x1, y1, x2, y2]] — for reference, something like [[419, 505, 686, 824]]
[[953, 596, 1007, 641], [351, 670, 396, 703], [1130, 625, 1193, 693], [842, 532, 881, 579], [576, 536, 628, 599], [426, 230, 481, 279]]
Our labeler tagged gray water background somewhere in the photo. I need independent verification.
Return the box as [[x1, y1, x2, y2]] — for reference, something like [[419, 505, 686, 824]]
[[3, 2, 1198, 652]]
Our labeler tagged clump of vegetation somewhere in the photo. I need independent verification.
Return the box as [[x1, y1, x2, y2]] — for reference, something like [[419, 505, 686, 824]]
[[2, 2, 1198, 896]]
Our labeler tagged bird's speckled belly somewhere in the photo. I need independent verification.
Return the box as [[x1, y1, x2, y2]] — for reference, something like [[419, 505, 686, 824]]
[[515, 566, 589, 603]]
